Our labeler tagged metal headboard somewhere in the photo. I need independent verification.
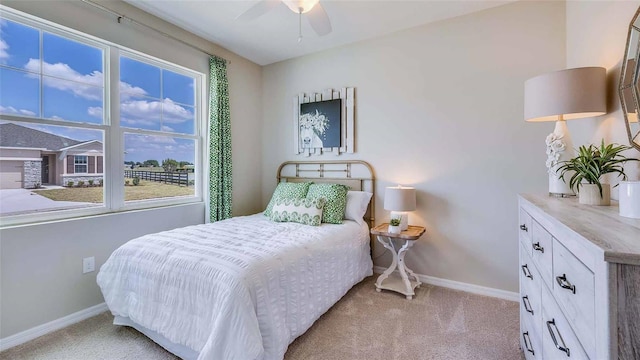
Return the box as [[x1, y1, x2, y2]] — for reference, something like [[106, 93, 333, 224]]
[[276, 160, 375, 230]]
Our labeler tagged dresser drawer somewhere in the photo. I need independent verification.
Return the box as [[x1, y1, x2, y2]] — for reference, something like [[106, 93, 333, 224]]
[[541, 284, 589, 360], [521, 309, 542, 360], [552, 238, 595, 357], [520, 245, 542, 334], [531, 221, 553, 289], [519, 208, 533, 256]]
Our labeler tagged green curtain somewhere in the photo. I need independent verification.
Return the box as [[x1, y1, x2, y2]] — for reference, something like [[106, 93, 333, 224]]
[[208, 56, 232, 222]]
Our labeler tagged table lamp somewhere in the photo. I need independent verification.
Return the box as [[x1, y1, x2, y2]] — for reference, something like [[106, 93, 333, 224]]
[[524, 67, 607, 196], [384, 186, 416, 231]]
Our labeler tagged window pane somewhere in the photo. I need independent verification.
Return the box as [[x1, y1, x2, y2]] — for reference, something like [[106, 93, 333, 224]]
[[0, 67, 39, 117], [124, 133, 195, 202], [43, 32, 103, 86], [43, 75, 103, 123], [163, 69, 194, 106], [0, 19, 40, 71], [120, 94, 161, 131], [120, 56, 160, 98], [0, 121, 105, 216]]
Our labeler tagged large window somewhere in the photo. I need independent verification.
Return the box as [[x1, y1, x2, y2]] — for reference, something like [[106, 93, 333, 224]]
[[0, 8, 203, 224]]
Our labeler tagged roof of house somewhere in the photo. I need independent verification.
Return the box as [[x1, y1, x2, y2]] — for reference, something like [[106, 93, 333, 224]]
[[0, 123, 86, 151]]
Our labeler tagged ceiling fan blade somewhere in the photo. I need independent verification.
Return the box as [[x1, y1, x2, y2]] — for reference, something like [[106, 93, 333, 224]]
[[235, 0, 281, 22], [307, 2, 332, 36]]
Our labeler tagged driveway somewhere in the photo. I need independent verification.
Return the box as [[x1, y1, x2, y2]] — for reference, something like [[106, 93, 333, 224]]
[[0, 189, 92, 215]]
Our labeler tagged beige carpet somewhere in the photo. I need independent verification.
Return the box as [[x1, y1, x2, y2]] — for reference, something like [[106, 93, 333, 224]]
[[1, 277, 524, 360]]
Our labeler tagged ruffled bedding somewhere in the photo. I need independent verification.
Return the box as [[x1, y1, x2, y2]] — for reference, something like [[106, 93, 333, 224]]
[[97, 214, 372, 360]]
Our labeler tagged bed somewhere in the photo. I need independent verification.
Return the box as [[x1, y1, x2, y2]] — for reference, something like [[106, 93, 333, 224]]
[[97, 161, 375, 360]]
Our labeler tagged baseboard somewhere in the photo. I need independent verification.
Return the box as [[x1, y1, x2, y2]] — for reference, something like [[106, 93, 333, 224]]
[[373, 266, 519, 302], [0, 302, 108, 352]]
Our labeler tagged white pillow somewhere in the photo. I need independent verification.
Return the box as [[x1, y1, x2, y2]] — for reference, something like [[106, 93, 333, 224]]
[[344, 191, 373, 225]]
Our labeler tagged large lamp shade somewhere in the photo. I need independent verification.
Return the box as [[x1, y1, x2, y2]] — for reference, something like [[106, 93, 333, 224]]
[[524, 67, 607, 122]]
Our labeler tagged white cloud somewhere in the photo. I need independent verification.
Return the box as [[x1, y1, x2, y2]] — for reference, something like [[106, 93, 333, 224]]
[[161, 125, 175, 132], [0, 105, 36, 116], [0, 20, 8, 62], [50, 115, 64, 120], [24, 59, 103, 101], [0, 38, 8, 62], [87, 107, 102, 118], [120, 98, 193, 126], [23, 59, 147, 102]]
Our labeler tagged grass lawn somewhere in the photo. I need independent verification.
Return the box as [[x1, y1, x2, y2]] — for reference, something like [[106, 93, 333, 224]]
[[33, 180, 194, 203]]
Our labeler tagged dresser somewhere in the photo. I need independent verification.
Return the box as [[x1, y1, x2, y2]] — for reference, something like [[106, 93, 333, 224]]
[[518, 194, 640, 360]]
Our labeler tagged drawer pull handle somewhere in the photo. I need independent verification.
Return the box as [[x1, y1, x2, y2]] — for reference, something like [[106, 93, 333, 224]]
[[547, 319, 570, 357], [556, 274, 576, 294], [532, 242, 544, 253], [522, 331, 535, 355], [520, 224, 528, 232], [521, 264, 533, 279], [522, 296, 534, 315]]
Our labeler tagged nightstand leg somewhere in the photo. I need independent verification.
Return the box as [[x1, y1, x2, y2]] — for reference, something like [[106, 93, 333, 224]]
[[397, 240, 414, 298], [404, 265, 421, 287], [375, 236, 397, 288]]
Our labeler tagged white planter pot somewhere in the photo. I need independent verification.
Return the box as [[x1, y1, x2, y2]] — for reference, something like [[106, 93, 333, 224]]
[[578, 183, 611, 206], [619, 181, 640, 219], [388, 225, 401, 234]]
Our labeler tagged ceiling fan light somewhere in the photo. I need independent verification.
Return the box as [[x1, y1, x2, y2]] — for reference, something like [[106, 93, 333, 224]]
[[283, 0, 320, 14]]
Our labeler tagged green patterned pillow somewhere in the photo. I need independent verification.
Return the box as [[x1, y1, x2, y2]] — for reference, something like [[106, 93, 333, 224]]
[[264, 182, 312, 217], [306, 183, 349, 224], [270, 198, 326, 226]]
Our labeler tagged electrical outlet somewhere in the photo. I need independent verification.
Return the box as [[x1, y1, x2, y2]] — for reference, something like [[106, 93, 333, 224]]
[[83, 256, 95, 274]]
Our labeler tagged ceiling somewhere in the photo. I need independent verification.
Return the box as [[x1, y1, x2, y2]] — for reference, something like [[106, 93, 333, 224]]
[[124, 0, 517, 66]]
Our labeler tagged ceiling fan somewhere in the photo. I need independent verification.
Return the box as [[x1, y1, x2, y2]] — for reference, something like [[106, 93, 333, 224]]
[[236, 0, 332, 41]]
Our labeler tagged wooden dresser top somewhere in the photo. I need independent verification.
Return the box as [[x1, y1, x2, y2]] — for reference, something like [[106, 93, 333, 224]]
[[519, 194, 640, 265]]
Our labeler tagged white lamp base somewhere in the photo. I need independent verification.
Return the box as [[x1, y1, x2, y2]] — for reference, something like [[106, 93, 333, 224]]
[[390, 211, 409, 231], [547, 120, 575, 197]]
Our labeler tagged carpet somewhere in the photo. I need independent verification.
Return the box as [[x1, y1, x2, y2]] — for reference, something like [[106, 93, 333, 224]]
[[1, 276, 523, 360]]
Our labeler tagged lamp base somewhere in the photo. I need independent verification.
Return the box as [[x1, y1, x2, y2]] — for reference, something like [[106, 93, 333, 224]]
[[390, 211, 409, 231]]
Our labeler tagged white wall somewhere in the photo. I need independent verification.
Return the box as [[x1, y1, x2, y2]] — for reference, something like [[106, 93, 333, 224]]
[[0, 0, 263, 338], [262, 1, 565, 292], [566, 0, 640, 189]]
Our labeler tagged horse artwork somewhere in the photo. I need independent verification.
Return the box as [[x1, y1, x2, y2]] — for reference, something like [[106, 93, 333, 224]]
[[299, 99, 342, 150]]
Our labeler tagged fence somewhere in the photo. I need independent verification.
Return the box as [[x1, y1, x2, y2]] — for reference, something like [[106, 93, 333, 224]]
[[124, 170, 189, 187]]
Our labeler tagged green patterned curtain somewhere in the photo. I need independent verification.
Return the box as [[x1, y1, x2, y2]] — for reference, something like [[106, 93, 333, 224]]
[[208, 56, 232, 222]]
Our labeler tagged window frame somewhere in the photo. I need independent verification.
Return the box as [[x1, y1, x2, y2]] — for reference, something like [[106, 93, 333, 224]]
[[0, 6, 206, 227], [74, 155, 88, 174]]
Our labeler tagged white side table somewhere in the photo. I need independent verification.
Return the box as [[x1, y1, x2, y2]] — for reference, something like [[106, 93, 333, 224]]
[[371, 223, 426, 300]]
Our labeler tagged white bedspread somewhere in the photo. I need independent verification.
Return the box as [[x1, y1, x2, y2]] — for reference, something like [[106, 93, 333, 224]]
[[97, 214, 372, 360]]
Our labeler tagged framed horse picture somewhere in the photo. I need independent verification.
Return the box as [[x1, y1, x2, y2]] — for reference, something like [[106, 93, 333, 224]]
[[293, 87, 355, 156], [299, 99, 341, 149]]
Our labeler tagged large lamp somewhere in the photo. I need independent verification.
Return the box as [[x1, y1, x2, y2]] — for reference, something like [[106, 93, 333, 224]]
[[524, 67, 607, 196], [384, 186, 416, 231]]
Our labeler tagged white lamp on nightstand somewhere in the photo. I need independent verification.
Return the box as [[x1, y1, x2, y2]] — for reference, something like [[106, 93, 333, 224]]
[[384, 186, 416, 231]]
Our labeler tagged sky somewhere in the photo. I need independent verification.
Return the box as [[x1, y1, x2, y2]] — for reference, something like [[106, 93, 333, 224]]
[[0, 18, 196, 163]]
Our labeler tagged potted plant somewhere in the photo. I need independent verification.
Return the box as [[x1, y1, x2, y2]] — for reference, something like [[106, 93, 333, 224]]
[[388, 217, 402, 234], [557, 140, 638, 205]]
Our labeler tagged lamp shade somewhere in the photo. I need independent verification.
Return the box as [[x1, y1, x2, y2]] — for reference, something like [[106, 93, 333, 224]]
[[524, 67, 607, 122], [384, 186, 416, 211]]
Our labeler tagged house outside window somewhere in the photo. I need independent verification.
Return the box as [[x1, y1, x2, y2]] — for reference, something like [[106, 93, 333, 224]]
[[74, 156, 88, 174], [0, 6, 204, 225]]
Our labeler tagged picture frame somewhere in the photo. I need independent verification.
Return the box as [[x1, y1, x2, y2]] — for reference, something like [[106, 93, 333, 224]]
[[293, 87, 355, 156]]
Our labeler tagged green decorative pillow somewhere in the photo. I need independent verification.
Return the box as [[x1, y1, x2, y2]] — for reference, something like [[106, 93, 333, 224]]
[[306, 183, 349, 224], [270, 198, 326, 226], [264, 182, 312, 217]]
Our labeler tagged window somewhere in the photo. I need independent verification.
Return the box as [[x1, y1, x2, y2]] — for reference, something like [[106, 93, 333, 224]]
[[0, 7, 203, 225], [74, 156, 88, 174]]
